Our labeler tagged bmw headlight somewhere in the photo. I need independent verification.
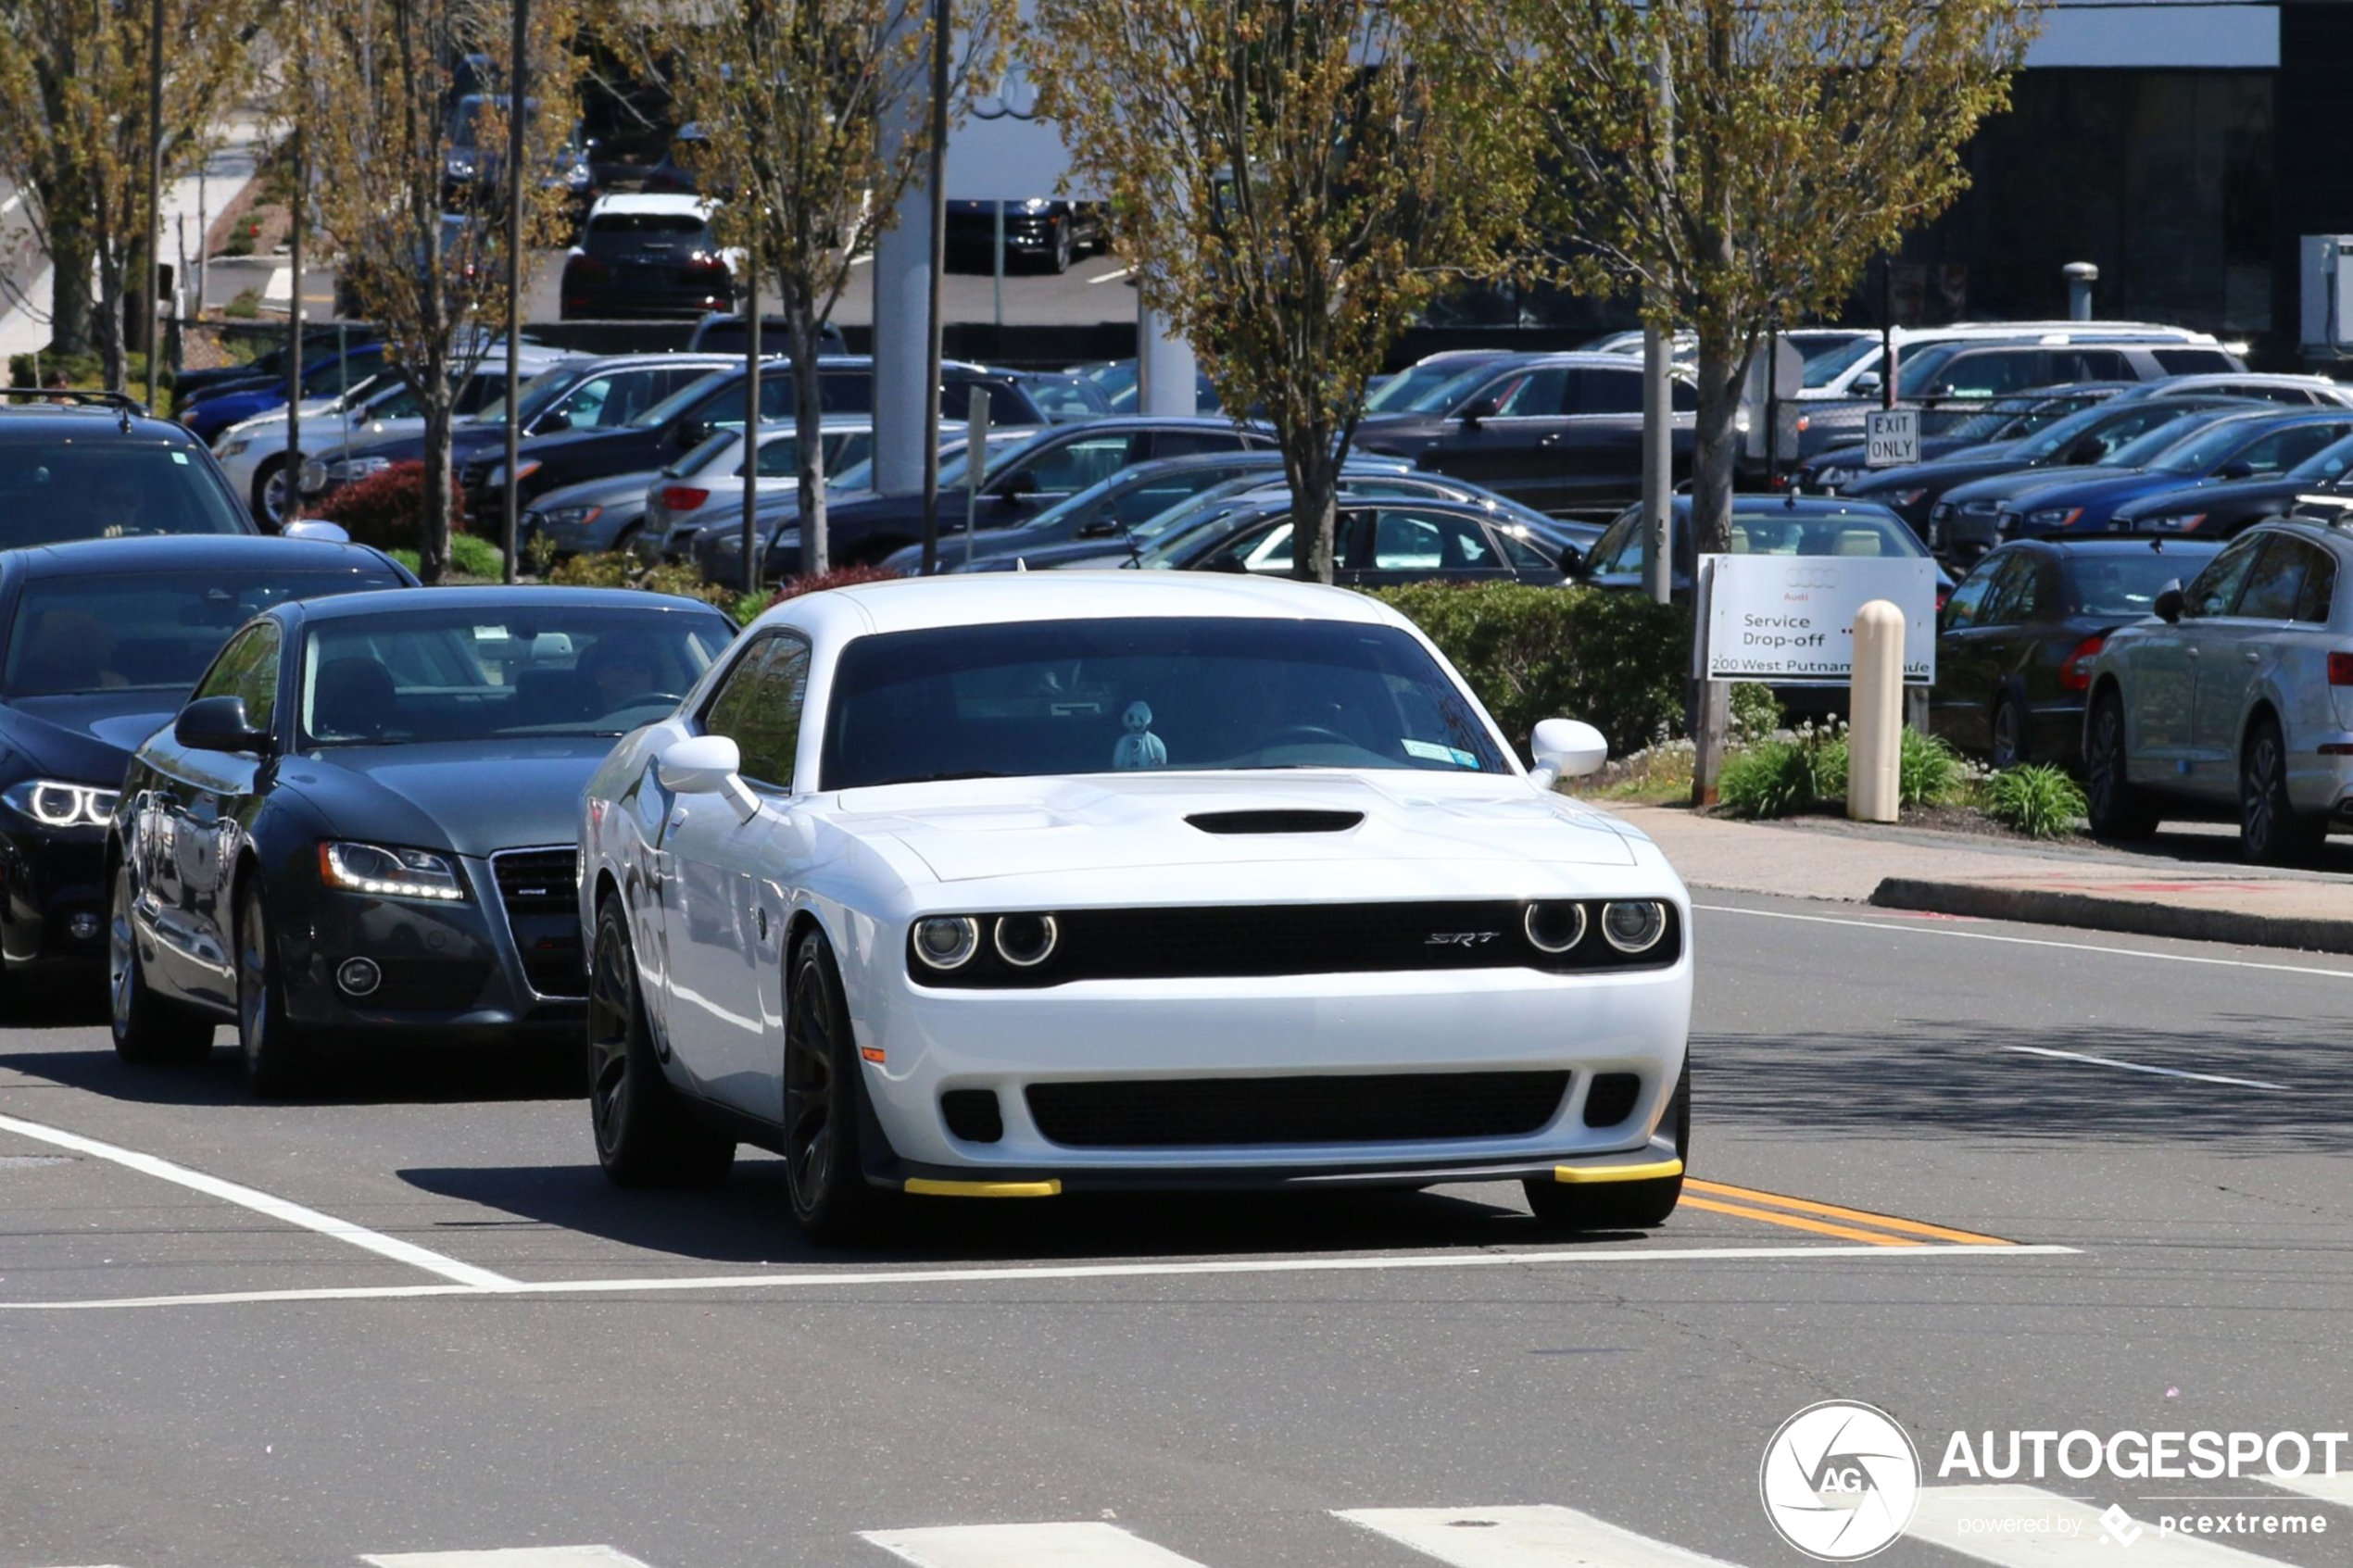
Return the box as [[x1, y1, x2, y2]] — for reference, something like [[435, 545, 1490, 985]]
[[1020, 197, 1052, 212], [2, 779, 119, 829], [319, 841, 468, 902]]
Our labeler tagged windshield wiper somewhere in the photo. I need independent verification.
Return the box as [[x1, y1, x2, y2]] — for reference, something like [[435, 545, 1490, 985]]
[[862, 769, 1007, 787]]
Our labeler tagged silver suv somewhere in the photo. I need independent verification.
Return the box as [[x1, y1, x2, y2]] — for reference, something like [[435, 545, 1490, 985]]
[[2081, 520, 2353, 861]]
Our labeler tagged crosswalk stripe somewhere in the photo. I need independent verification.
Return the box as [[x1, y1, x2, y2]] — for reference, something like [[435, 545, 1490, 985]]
[[362, 1549, 655, 1568], [2259, 1471, 2353, 1509], [860, 1522, 1214, 1568], [1908, 1485, 2294, 1566], [1336, 1505, 1745, 1568]]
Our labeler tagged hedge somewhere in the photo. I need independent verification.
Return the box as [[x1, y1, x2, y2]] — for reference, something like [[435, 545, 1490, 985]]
[[1366, 583, 1688, 760], [311, 459, 469, 553]]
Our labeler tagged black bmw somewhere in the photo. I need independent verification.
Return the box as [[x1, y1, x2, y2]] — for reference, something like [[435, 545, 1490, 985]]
[[0, 536, 414, 997], [107, 586, 736, 1093]]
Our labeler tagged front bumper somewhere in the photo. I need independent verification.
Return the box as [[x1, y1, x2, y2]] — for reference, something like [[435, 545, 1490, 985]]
[[277, 851, 583, 1042], [0, 823, 107, 971], [854, 960, 1692, 1180]]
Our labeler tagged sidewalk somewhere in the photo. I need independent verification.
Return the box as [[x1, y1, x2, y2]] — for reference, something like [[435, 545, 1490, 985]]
[[1614, 803, 2353, 955]]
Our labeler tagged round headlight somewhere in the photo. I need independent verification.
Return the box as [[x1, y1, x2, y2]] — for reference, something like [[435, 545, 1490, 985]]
[[1601, 900, 1667, 955], [1524, 901, 1587, 955], [912, 916, 979, 971], [993, 912, 1059, 969]]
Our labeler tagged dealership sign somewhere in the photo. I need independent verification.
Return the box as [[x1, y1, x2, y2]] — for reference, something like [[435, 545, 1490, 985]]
[[1703, 555, 1937, 685]]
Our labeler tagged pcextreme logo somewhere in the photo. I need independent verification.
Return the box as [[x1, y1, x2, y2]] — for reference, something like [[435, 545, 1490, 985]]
[[1759, 1400, 1923, 1561]]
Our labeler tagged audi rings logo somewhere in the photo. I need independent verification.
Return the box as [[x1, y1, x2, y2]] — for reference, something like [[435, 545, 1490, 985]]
[[1759, 1400, 1922, 1561], [970, 64, 1040, 120]]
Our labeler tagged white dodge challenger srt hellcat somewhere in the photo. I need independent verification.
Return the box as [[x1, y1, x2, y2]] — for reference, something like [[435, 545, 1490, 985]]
[[577, 572, 1692, 1242]]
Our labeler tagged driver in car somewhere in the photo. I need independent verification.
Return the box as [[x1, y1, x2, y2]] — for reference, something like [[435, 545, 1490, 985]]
[[576, 632, 664, 719]]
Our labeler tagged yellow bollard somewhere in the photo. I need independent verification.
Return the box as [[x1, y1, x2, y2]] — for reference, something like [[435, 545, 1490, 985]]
[[1849, 598, 1905, 823]]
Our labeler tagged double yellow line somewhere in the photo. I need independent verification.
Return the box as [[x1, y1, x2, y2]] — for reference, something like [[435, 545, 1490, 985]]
[[1682, 1178, 2013, 1248]]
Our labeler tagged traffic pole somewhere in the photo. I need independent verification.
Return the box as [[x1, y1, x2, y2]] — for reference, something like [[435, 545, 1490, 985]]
[[1849, 600, 1905, 823]]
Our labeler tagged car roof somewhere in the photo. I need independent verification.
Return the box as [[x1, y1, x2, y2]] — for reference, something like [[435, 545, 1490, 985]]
[[0, 534, 401, 579], [2001, 535, 2225, 558], [0, 402, 197, 440], [763, 569, 1397, 639], [588, 193, 713, 219], [1669, 494, 1906, 521], [2248, 517, 2353, 554], [282, 584, 729, 623]]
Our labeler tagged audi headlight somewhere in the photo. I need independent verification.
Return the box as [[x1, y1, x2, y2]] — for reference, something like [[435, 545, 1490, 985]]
[[912, 916, 979, 971], [484, 459, 541, 490], [3, 779, 119, 829], [299, 458, 329, 493], [2135, 513, 2204, 533], [319, 841, 467, 902], [220, 437, 252, 458], [2023, 506, 2082, 532], [1601, 900, 1667, 955], [538, 503, 601, 532]]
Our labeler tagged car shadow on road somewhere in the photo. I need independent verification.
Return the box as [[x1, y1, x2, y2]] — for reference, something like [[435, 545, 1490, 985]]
[[396, 1157, 1635, 1267], [0, 1042, 582, 1109]]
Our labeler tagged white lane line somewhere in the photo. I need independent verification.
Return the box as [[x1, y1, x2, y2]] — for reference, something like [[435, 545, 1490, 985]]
[[1696, 903, 2353, 980], [1, 190, 22, 216], [0, 1110, 514, 1290], [2006, 1045, 2291, 1093], [1339, 1503, 1745, 1567], [1908, 1485, 2294, 1566], [365, 1550, 655, 1568], [0, 1242, 2079, 1312], [2259, 1470, 2353, 1508], [863, 1522, 1211, 1568], [1087, 264, 1133, 284]]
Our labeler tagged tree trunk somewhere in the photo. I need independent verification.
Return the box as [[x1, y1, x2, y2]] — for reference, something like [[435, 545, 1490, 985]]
[[94, 242, 126, 393], [791, 292, 829, 578], [421, 382, 453, 583], [46, 211, 97, 359], [1284, 426, 1340, 584]]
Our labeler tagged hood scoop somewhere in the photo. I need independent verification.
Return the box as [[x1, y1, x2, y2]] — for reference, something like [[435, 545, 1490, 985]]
[[1186, 809, 1364, 835]]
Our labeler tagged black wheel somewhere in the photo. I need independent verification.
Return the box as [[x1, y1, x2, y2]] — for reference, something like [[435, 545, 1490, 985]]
[[1990, 693, 2027, 770], [2240, 716, 2325, 865], [782, 929, 894, 1245], [236, 878, 309, 1097], [1046, 220, 1073, 275], [109, 860, 213, 1064], [613, 522, 644, 562], [2082, 688, 2158, 839], [585, 897, 735, 1186], [253, 457, 290, 527], [1522, 1055, 1689, 1232]]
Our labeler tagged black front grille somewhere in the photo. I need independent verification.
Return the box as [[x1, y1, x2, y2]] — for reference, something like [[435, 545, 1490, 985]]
[[1026, 1071, 1572, 1148], [494, 848, 579, 913], [369, 958, 493, 1013], [940, 1088, 1005, 1144], [1186, 809, 1364, 834], [495, 847, 585, 997], [908, 900, 1680, 988]]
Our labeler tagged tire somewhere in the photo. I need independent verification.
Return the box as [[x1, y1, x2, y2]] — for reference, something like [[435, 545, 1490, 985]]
[[2082, 688, 2158, 840], [1046, 220, 1073, 275], [1523, 1055, 1689, 1233], [252, 457, 289, 527], [585, 897, 736, 1187], [2239, 715, 2325, 866], [108, 860, 214, 1065], [235, 878, 310, 1098], [782, 928, 895, 1246], [1990, 693, 2027, 770], [613, 522, 646, 564]]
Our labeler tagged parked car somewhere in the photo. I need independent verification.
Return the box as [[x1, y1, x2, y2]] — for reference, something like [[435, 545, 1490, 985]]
[[1927, 404, 2275, 563], [1792, 384, 2133, 493], [0, 536, 411, 996], [1579, 494, 1950, 598], [2081, 521, 2353, 861], [579, 573, 1692, 1238], [669, 425, 990, 568], [1140, 496, 1576, 586], [1004, 371, 1112, 424], [180, 342, 388, 445], [560, 195, 735, 320], [1, 397, 260, 543], [1794, 323, 2234, 406], [1932, 535, 2223, 768], [1362, 350, 1522, 416], [638, 419, 899, 558], [2105, 430, 2353, 540], [686, 314, 849, 357], [1353, 352, 1698, 519], [108, 586, 737, 1092], [440, 94, 594, 220], [1849, 394, 2255, 549], [1071, 359, 1225, 417], [1991, 408, 2353, 542], [639, 123, 717, 197], [169, 328, 352, 411], [945, 198, 1106, 273], [709, 416, 1278, 582]]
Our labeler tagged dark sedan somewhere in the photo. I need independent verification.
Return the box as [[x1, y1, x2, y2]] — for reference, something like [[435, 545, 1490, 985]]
[[946, 199, 1106, 273], [1990, 408, 2353, 543], [2106, 431, 2353, 539], [1793, 386, 2132, 492], [560, 196, 733, 320], [1138, 496, 1573, 586], [0, 536, 411, 995], [1579, 494, 1952, 599], [1931, 536, 2223, 768], [107, 587, 736, 1093], [2, 399, 259, 545]]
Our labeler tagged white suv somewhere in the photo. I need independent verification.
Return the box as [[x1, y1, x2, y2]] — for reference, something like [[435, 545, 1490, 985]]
[[2081, 519, 2353, 861]]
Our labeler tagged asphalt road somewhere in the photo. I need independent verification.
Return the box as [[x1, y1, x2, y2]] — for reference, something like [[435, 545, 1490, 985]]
[[2, 890, 2347, 1568]]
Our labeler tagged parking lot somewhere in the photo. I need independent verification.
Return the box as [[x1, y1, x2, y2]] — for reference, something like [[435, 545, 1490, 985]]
[[5, 890, 2346, 1568]]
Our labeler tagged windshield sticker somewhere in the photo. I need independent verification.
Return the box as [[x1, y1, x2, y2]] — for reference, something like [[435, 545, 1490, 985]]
[[170, 451, 190, 464], [1112, 700, 1167, 770], [1402, 737, 1480, 768]]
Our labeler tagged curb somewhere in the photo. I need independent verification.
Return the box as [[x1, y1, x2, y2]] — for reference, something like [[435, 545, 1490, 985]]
[[1869, 876, 2353, 956]]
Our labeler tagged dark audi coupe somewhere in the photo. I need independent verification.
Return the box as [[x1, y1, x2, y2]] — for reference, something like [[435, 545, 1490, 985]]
[[0, 536, 414, 995], [108, 586, 736, 1093]]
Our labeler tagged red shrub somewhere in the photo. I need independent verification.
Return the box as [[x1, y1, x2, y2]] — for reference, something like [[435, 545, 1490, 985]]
[[308, 460, 469, 552], [767, 564, 900, 605]]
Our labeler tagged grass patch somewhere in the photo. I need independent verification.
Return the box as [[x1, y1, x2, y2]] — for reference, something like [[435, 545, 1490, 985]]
[[1981, 764, 2087, 839]]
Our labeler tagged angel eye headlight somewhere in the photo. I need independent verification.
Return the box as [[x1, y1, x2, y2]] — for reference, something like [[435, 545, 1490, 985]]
[[992, 912, 1059, 968], [4, 779, 120, 828], [1523, 901, 1587, 955], [1601, 900, 1667, 955], [912, 916, 979, 971]]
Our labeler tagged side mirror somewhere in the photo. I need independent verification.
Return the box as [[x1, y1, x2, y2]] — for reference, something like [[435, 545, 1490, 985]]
[[1557, 542, 1586, 578], [1528, 717, 1608, 789], [174, 696, 271, 756], [2154, 582, 2183, 623], [2064, 438, 2107, 466], [535, 408, 573, 434], [658, 734, 761, 821], [1851, 371, 1883, 397], [2216, 459, 2255, 482], [279, 518, 350, 544], [995, 468, 1038, 500], [1202, 552, 1249, 574], [1459, 396, 1501, 427], [1076, 518, 1119, 539]]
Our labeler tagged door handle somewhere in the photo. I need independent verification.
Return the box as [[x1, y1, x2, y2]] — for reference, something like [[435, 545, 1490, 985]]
[[2244, 651, 2261, 665], [2185, 646, 2201, 659]]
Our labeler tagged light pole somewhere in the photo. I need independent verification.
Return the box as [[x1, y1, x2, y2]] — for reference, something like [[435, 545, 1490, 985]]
[[503, 0, 529, 583], [917, 0, 950, 574], [144, 0, 165, 409]]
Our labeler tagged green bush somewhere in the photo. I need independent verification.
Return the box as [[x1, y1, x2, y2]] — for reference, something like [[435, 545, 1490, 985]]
[[1730, 681, 1780, 744], [1982, 764, 2087, 839], [548, 550, 736, 609], [450, 533, 502, 578], [1718, 737, 1819, 819], [1366, 583, 1687, 759], [1897, 727, 1966, 808]]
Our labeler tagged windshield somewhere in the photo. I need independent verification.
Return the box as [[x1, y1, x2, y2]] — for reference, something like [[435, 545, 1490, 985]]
[[0, 439, 251, 545], [632, 369, 736, 429], [2071, 549, 2220, 617], [1802, 337, 1881, 389], [471, 364, 578, 427], [1893, 345, 1965, 399], [1369, 360, 1490, 413], [2016, 402, 2135, 461], [2145, 419, 2269, 476], [821, 617, 1507, 788], [2286, 433, 2353, 483], [299, 607, 732, 746], [2102, 412, 2242, 470], [938, 429, 1051, 490], [4, 569, 404, 696], [1939, 398, 2047, 445], [1588, 505, 1926, 575]]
